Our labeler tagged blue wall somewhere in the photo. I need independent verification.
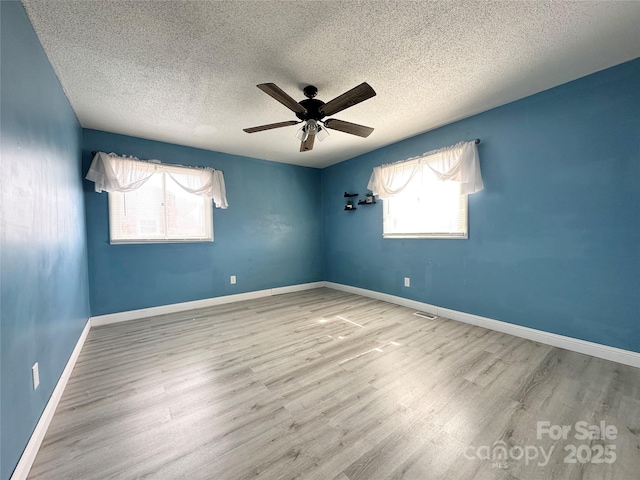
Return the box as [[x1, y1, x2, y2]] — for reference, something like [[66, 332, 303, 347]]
[[0, 2, 91, 478], [82, 130, 323, 316], [322, 59, 640, 353]]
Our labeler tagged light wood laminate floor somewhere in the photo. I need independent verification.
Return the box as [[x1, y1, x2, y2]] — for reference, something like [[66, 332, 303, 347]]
[[28, 288, 640, 479]]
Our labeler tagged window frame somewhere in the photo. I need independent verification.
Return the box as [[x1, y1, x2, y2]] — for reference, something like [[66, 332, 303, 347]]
[[382, 194, 468, 239], [107, 164, 214, 245], [381, 162, 469, 240]]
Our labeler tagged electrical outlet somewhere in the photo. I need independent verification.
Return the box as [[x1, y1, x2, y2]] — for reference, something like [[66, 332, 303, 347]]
[[230, 275, 236, 285], [32, 363, 40, 390], [404, 277, 410, 287]]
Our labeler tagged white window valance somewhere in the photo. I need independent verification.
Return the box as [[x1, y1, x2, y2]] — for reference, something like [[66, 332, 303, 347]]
[[367, 140, 484, 199], [86, 152, 228, 209]]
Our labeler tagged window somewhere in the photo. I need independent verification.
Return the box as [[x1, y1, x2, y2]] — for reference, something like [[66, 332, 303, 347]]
[[108, 163, 213, 244], [368, 140, 483, 239], [382, 161, 468, 238]]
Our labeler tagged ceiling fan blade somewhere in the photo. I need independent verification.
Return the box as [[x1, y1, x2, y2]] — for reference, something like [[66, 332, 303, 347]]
[[300, 134, 315, 152], [320, 82, 376, 116], [243, 120, 300, 133], [257, 83, 307, 114], [323, 119, 374, 138]]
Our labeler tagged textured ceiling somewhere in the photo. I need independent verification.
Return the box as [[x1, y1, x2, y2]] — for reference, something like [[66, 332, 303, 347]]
[[22, 1, 640, 168]]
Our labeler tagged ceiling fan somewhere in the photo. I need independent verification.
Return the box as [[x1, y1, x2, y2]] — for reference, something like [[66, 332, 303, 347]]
[[243, 82, 376, 152]]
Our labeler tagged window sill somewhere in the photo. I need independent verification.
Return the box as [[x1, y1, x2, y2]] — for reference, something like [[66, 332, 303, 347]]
[[110, 238, 214, 245], [383, 233, 468, 239]]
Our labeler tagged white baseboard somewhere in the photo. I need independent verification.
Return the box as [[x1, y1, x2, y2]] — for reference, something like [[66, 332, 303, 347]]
[[90, 282, 325, 327], [323, 282, 640, 368], [272, 282, 326, 295], [10, 319, 92, 480], [321, 282, 439, 315]]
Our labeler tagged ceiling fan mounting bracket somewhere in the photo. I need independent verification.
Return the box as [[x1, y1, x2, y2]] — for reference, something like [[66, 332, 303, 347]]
[[303, 85, 318, 99]]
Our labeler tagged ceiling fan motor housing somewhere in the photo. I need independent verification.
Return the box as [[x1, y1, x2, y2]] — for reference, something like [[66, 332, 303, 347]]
[[297, 100, 325, 121]]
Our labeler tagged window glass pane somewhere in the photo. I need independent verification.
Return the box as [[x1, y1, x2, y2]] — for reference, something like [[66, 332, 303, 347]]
[[108, 165, 213, 244], [165, 174, 210, 239], [383, 165, 467, 238], [109, 173, 165, 241]]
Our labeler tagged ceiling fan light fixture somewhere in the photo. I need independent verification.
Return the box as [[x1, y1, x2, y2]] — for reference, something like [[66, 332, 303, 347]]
[[296, 119, 322, 142], [295, 124, 308, 141], [306, 119, 318, 135], [317, 124, 329, 142]]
